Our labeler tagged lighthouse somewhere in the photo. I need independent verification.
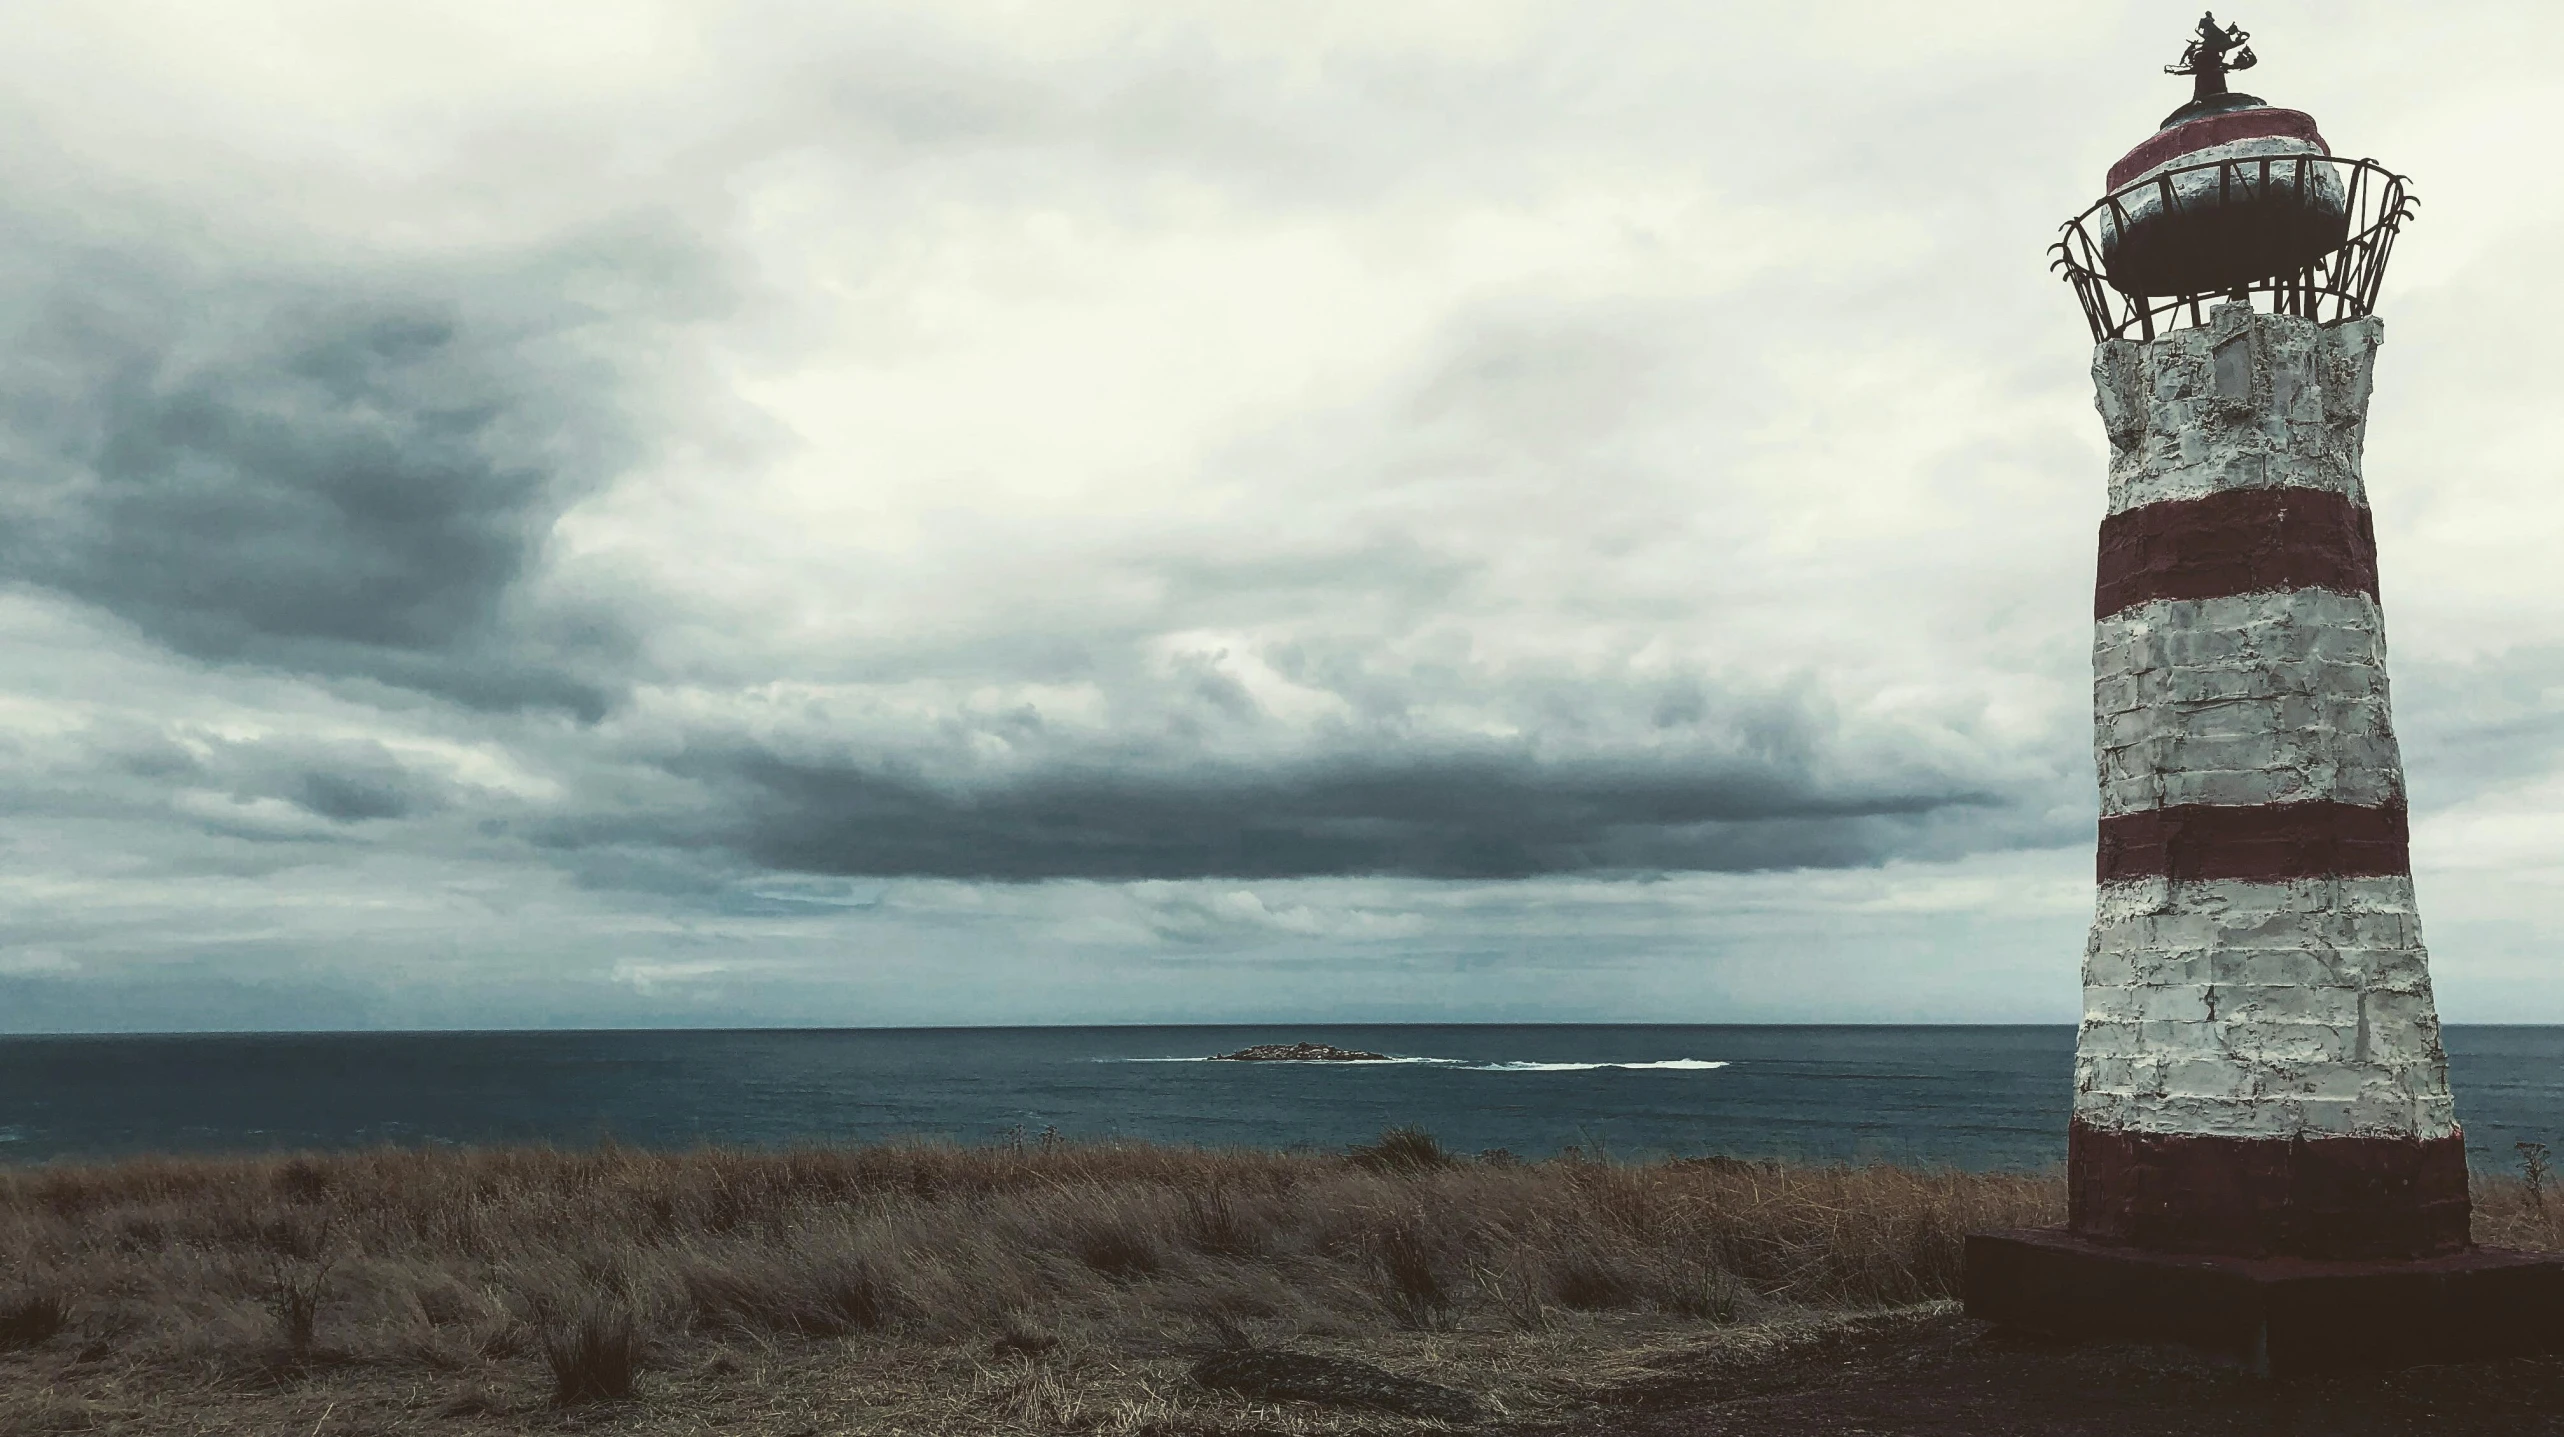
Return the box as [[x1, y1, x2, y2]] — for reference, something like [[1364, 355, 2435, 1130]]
[[1965, 15, 2564, 1371]]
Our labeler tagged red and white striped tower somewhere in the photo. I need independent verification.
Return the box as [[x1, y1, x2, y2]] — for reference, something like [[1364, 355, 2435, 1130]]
[[2073, 287, 2465, 1260], [1967, 15, 2564, 1370]]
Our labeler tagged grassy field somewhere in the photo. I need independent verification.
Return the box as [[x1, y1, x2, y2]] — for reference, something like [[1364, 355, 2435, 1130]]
[[1, 1135, 2554, 1434]]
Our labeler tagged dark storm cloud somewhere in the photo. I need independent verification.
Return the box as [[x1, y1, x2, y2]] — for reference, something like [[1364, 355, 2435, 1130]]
[[630, 734, 2021, 883], [0, 220, 696, 716]]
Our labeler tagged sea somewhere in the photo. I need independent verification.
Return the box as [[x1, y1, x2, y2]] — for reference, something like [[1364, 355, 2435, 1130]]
[[1, 1025, 2558, 1173]]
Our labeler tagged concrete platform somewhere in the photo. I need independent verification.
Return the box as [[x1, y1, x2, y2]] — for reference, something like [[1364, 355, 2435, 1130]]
[[1965, 1228, 2564, 1374]]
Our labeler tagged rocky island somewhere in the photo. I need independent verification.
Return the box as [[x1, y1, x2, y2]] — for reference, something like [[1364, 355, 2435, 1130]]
[[1208, 1041, 1390, 1062]]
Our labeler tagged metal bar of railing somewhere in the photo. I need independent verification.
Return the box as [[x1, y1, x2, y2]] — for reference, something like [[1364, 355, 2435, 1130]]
[[2064, 156, 2407, 240], [2050, 155, 2413, 342]]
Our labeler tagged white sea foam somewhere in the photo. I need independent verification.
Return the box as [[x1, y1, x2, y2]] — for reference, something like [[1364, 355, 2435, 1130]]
[[1117, 1055, 1446, 1065], [1464, 1059, 1730, 1072], [1108, 1056, 1729, 1071]]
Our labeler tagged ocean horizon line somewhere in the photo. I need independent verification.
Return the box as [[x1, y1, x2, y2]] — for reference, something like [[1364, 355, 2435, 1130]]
[[2, 1019, 2560, 1040]]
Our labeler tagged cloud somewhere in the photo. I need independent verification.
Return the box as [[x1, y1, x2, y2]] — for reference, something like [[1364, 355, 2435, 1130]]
[[198, 735, 453, 826], [1127, 885, 1429, 944], [529, 618, 2061, 884], [0, 215, 711, 717], [685, 746, 2006, 882]]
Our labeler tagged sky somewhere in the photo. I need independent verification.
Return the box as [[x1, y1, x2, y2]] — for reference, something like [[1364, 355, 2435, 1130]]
[[3, 0, 2562, 1032]]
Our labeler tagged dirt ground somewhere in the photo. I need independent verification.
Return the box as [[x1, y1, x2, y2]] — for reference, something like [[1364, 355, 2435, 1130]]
[[14, 1305, 2564, 1436], [1528, 1308, 2564, 1437]]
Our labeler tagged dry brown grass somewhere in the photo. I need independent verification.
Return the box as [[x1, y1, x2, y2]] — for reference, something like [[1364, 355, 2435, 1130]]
[[2463, 1168, 2564, 1253], [21, 1138, 2541, 1434]]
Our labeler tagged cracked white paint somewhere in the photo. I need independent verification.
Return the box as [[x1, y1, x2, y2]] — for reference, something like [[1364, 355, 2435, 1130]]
[[2077, 305, 2456, 1144], [2076, 876, 2455, 1139], [2092, 304, 2380, 516], [2095, 591, 2404, 817]]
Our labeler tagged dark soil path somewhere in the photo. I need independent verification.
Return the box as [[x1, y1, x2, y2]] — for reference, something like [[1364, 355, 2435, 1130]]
[[1523, 1311, 2564, 1437]]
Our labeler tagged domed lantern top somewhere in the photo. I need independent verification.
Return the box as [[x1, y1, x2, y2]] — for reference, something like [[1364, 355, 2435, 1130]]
[[2051, 14, 2416, 343]]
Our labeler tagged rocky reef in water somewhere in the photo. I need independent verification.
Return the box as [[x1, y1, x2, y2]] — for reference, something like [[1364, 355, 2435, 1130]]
[[1208, 1042, 1389, 1062]]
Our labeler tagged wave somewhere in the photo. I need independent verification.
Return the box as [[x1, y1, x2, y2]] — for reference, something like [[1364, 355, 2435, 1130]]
[[1117, 1055, 1448, 1065], [1109, 1057, 1728, 1072], [1464, 1059, 1730, 1072]]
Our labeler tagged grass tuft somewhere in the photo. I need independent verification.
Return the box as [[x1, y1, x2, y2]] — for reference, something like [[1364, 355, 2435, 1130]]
[[265, 1258, 334, 1356], [1346, 1126, 1456, 1173], [681, 1246, 892, 1336], [0, 1291, 70, 1352], [1373, 1215, 1454, 1329], [541, 1299, 639, 1405], [1177, 1187, 1262, 1257], [272, 1156, 331, 1204], [1070, 1215, 1164, 1281], [1549, 1245, 1645, 1311]]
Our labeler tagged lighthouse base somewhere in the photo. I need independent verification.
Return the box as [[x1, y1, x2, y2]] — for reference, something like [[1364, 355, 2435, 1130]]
[[1965, 1228, 2564, 1375]]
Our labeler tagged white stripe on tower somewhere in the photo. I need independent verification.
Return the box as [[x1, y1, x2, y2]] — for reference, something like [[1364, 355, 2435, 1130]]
[[2070, 301, 2466, 1260], [2095, 590, 2404, 817], [2079, 874, 2453, 1140]]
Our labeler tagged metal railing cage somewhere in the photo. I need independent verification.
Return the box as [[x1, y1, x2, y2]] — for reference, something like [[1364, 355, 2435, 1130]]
[[2051, 153, 2415, 343]]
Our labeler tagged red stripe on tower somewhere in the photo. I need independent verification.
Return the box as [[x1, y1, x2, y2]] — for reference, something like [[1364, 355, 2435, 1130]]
[[2094, 485, 2379, 617], [2095, 801, 2408, 884]]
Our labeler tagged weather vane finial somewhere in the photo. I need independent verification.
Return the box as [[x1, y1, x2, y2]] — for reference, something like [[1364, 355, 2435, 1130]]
[[2166, 13, 2257, 102]]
